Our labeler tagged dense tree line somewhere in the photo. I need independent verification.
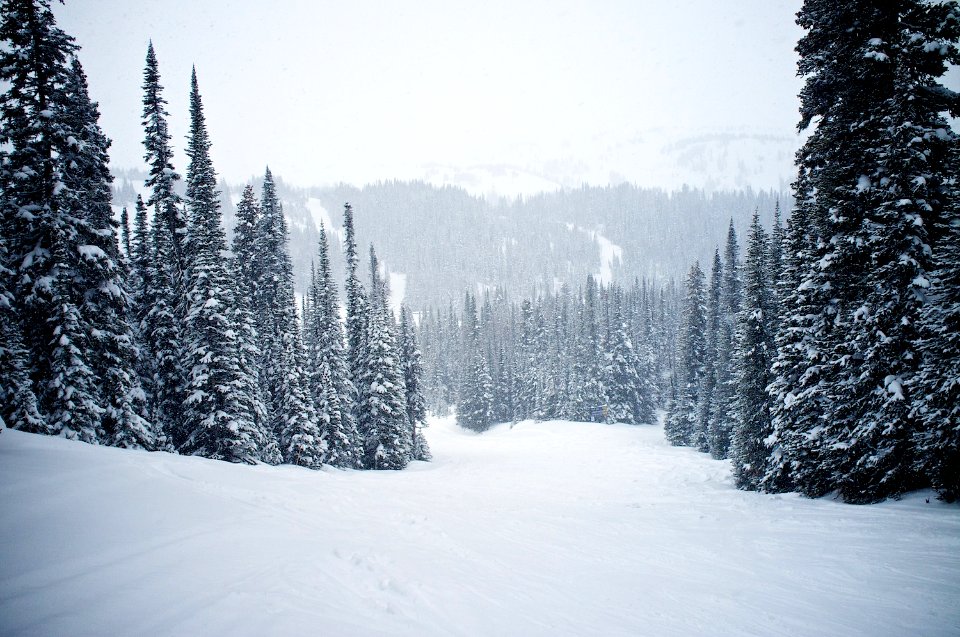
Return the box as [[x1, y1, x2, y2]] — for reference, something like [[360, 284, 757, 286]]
[[0, 0, 428, 470], [666, 0, 960, 503], [421, 276, 677, 431]]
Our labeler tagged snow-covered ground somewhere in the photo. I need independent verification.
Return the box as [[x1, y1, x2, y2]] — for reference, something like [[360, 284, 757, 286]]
[[1, 417, 957, 637]]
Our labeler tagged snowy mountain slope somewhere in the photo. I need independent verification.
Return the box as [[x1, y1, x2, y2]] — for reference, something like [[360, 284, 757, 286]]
[[1, 418, 957, 637], [419, 129, 801, 198]]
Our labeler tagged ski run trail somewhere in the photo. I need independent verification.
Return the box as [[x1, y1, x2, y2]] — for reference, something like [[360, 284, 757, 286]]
[[1, 414, 958, 637]]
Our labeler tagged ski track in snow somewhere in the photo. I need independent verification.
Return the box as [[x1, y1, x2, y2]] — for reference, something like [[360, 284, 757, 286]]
[[1, 416, 958, 637]]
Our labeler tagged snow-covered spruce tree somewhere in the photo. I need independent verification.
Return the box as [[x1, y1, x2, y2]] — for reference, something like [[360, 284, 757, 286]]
[[694, 250, 723, 452], [0, 0, 149, 444], [492, 343, 515, 424], [357, 247, 411, 468], [730, 213, 776, 490], [567, 276, 606, 422], [229, 185, 281, 465], [231, 185, 261, 312], [129, 195, 151, 321], [399, 304, 431, 461], [141, 41, 185, 270], [604, 288, 655, 425], [306, 224, 360, 468], [0, 223, 44, 433], [768, 200, 786, 322], [915, 141, 960, 501], [178, 69, 268, 463], [139, 44, 185, 449], [707, 221, 741, 458], [119, 206, 132, 263], [654, 286, 678, 407], [513, 297, 544, 420], [543, 292, 571, 420], [60, 57, 153, 448], [458, 296, 494, 433], [630, 279, 661, 415], [905, 4, 960, 502], [342, 202, 371, 466], [664, 261, 706, 446], [257, 168, 323, 467], [0, 0, 81, 437], [763, 180, 825, 495], [769, 0, 958, 503]]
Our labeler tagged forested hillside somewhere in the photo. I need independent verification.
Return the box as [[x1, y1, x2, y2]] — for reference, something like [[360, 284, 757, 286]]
[[113, 175, 785, 310]]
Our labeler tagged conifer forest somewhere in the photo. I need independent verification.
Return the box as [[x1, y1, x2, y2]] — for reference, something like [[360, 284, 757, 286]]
[[1, 1, 958, 635]]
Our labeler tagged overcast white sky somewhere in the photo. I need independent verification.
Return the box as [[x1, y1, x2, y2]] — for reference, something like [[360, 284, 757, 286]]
[[57, 0, 808, 191]]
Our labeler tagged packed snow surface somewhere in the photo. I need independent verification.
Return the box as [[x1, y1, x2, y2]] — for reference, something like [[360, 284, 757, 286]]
[[1, 416, 958, 636]]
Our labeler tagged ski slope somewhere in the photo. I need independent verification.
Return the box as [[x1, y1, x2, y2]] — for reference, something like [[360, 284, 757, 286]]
[[1, 416, 958, 636]]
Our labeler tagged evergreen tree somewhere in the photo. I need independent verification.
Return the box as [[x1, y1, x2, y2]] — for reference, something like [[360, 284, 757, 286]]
[[604, 288, 655, 425], [768, 200, 786, 320], [665, 262, 706, 446], [141, 41, 185, 269], [907, 3, 960, 502], [0, 0, 150, 445], [764, 188, 824, 495], [358, 248, 411, 468], [730, 213, 776, 490], [915, 144, 960, 500], [119, 206, 132, 261], [60, 57, 153, 448], [257, 168, 323, 467], [769, 0, 959, 502], [567, 277, 606, 422], [399, 304, 431, 461], [229, 185, 280, 465], [458, 295, 494, 433], [707, 221, 741, 458], [179, 68, 266, 463], [306, 224, 360, 468], [513, 298, 543, 419], [0, 0, 82, 437], [492, 343, 515, 423], [139, 44, 185, 448], [694, 249, 723, 453], [342, 202, 371, 465], [143, 165, 184, 448]]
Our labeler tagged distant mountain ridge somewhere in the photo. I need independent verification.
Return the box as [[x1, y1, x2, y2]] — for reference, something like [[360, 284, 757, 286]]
[[112, 169, 789, 311], [418, 129, 801, 199]]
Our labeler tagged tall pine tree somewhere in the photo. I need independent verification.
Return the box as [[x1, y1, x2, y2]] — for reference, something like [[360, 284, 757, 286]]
[[179, 69, 268, 463], [730, 213, 776, 490]]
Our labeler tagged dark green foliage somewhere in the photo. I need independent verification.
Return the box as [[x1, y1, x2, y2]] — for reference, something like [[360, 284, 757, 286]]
[[358, 250, 410, 468], [306, 225, 360, 468], [731, 214, 776, 490], [0, 0, 150, 446], [399, 305, 431, 461], [665, 262, 707, 446], [764, 0, 960, 502], [707, 222, 741, 459], [694, 250, 722, 453]]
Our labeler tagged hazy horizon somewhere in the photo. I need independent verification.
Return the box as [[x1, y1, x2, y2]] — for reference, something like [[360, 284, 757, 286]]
[[59, 1, 808, 196]]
